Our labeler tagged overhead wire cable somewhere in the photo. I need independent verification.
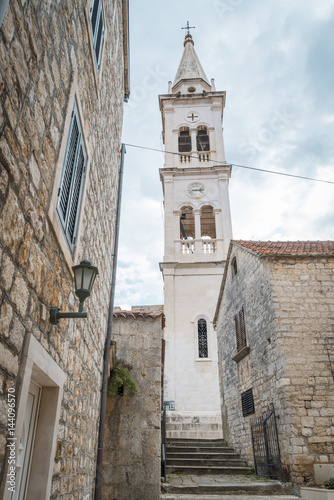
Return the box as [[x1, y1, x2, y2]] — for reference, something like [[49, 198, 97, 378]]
[[123, 143, 334, 185]]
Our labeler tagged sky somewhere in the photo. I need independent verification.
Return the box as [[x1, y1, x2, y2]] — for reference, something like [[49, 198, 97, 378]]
[[114, 0, 334, 309]]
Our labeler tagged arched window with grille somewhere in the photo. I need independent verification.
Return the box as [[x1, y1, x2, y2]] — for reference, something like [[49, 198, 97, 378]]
[[178, 127, 191, 152], [196, 126, 210, 151], [198, 319, 208, 358]]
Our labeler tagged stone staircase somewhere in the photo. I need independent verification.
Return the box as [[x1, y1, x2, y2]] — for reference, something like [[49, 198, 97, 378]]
[[166, 438, 251, 476], [161, 439, 300, 499]]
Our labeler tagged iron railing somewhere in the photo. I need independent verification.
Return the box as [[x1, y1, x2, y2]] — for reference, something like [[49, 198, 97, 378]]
[[251, 403, 283, 480], [161, 403, 167, 482]]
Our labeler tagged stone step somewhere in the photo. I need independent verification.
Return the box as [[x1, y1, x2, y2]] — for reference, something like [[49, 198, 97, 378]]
[[167, 439, 227, 448], [166, 465, 253, 475], [167, 458, 246, 467], [167, 446, 236, 454], [161, 495, 300, 499], [162, 480, 296, 496], [167, 452, 241, 460]]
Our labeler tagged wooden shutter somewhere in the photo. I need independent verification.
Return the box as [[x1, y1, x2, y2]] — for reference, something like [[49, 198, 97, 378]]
[[241, 388, 255, 416], [90, 0, 104, 72], [56, 101, 86, 254], [235, 306, 247, 351]]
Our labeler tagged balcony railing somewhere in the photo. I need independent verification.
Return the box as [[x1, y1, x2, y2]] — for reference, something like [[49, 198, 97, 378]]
[[178, 152, 211, 164], [179, 153, 191, 163], [181, 240, 195, 254], [198, 152, 210, 162], [179, 238, 217, 255]]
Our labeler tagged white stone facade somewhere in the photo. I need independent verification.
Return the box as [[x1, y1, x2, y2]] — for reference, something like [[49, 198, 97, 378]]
[[159, 34, 232, 438]]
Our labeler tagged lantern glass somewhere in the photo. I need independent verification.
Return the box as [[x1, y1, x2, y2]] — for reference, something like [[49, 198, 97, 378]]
[[74, 266, 83, 291], [83, 267, 95, 291], [72, 260, 99, 305]]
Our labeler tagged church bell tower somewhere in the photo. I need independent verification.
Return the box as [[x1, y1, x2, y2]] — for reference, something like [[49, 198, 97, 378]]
[[159, 30, 232, 438]]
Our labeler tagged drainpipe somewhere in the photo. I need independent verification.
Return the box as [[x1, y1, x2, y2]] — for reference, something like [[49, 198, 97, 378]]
[[94, 143, 125, 499]]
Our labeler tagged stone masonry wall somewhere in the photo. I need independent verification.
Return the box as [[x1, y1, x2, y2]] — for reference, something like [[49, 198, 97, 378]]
[[217, 244, 334, 485], [216, 246, 285, 465], [270, 255, 334, 484], [101, 312, 162, 500], [0, 0, 125, 497]]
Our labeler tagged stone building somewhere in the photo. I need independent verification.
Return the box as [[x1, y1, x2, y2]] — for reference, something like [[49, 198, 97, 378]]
[[159, 32, 232, 439], [101, 307, 163, 500], [0, 0, 129, 498], [214, 240, 334, 485]]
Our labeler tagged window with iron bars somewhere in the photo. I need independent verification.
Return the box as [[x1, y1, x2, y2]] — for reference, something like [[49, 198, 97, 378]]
[[234, 306, 247, 352], [198, 319, 208, 358]]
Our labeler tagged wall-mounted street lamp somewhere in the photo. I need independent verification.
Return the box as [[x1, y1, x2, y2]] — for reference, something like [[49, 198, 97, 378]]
[[50, 259, 99, 325]]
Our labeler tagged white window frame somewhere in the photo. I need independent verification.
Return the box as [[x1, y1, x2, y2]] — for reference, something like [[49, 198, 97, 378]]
[[48, 87, 91, 272], [192, 314, 212, 362], [86, 0, 106, 91], [89, 0, 105, 74], [56, 99, 87, 256]]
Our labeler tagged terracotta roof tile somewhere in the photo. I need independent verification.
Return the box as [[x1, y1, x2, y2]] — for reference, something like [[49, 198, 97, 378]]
[[233, 240, 334, 256], [113, 310, 163, 319]]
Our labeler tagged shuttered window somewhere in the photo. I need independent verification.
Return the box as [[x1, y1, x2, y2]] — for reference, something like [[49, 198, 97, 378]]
[[241, 388, 255, 417], [56, 100, 87, 255], [198, 319, 208, 358], [89, 0, 105, 74], [234, 306, 247, 352]]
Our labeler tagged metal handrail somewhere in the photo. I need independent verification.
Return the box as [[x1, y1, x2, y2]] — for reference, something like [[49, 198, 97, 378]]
[[161, 403, 167, 482]]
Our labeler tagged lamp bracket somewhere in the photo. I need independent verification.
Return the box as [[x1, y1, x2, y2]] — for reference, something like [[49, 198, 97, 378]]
[[50, 307, 88, 325]]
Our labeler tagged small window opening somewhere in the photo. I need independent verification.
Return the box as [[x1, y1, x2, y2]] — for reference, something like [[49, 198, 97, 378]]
[[197, 127, 210, 151], [231, 257, 238, 277], [178, 127, 191, 152], [198, 319, 208, 358], [235, 306, 247, 352]]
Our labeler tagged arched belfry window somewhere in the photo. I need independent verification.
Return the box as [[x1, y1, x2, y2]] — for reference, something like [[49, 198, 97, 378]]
[[200, 205, 216, 239], [178, 127, 191, 153], [180, 206, 195, 254], [180, 206, 195, 239], [196, 126, 210, 151], [198, 319, 208, 358]]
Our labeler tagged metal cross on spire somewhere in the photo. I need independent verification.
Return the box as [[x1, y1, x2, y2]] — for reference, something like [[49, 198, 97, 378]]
[[181, 21, 195, 35]]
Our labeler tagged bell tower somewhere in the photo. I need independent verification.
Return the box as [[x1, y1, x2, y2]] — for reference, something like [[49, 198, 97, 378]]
[[159, 31, 232, 438]]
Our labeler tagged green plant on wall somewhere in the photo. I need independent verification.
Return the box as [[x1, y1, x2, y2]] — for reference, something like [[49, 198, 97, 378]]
[[108, 363, 138, 397], [324, 478, 334, 490]]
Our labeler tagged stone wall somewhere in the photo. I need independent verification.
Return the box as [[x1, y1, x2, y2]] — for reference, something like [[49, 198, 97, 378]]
[[0, 0, 126, 497], [216, 244, 334, 485], [270, 255, 334, 484], [216, 245, 281, 459], [101, 311, 162, 500]]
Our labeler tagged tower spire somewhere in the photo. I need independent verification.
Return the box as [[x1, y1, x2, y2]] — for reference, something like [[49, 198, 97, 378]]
[[172, 27, 211, 93]]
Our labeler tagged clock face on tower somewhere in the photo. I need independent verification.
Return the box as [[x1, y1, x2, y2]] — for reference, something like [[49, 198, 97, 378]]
[[187, 182, 206, 198]]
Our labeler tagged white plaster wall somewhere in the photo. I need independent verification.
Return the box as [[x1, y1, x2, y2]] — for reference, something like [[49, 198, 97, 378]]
[[163, 265, 223, 412]]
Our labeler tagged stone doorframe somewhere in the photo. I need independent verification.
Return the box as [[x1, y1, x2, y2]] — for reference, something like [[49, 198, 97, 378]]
[[2, 333, 65, 500]]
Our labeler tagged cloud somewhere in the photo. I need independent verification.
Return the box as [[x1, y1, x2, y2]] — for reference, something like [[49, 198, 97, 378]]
[[116, 0, 334, 307]]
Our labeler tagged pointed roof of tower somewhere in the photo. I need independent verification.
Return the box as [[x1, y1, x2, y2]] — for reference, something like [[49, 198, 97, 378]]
[[172, 34, 210, 90]]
